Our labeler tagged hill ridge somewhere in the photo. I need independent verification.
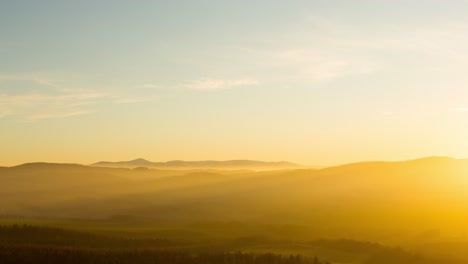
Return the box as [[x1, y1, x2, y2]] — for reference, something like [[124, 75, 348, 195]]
[[90, 159, 303, 170]]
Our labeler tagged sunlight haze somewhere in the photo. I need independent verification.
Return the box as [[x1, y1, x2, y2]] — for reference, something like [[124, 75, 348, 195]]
[[4, 2, 468, 264]]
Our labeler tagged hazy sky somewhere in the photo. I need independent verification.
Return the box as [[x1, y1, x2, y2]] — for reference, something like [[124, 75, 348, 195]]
[[1, 0, 468, 166]]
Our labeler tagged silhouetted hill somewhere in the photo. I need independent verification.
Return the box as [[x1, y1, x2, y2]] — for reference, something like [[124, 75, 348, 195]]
[[91, 159, 303, 170]]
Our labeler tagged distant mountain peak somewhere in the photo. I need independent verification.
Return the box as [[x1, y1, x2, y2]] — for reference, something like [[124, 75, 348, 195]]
[[91, 159, 303, 170], [130, 158, 151, 163], [11, 162, 87, 171]]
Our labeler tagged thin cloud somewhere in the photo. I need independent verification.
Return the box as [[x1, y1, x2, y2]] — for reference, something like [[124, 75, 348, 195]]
[[455, 107, 468, 112], [142, 84, 160, 88], [112, 96, 158, 104], [27, 110, 96, 120], [0, 74, 62, 89], [181, 78, 259, 91], [0, 91, 107, 120], [0, 108, 11, 118], [266, 48, 375, 82], [229, 18, 468, 85], [0, 74, 165, 120]]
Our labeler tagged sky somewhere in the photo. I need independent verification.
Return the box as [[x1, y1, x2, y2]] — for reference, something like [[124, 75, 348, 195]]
[[1, 0, 468, 166]]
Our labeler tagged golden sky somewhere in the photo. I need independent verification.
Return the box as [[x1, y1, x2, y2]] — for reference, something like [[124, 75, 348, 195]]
[[1, 1, 468, 166]]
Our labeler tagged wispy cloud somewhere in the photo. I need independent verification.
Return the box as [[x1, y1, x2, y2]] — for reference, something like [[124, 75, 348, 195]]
[[455, 107, 468, 113], [225, 18, 468, 85], [0, 91, 107, 120], [112, 96, 158, 104], [0, 74, 62, 89], [142, 84, 160, 88], [28, 110, 96, 120], [0, 75, 157, 120], [382, 111, 399, 120], [181, 78, 259, 91], [0, 107, 12, 118], [265, 48, 375, 82]]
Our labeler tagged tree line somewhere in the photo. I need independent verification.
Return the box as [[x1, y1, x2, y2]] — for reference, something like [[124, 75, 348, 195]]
[[0, 225, 330, 264]]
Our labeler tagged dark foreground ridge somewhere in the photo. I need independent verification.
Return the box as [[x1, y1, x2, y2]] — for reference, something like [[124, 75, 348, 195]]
[[0, 225, 448, 264], [0, 225, 329, 264]]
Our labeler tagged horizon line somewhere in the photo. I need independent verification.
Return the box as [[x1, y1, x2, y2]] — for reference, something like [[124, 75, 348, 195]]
[[2, 155, 466, 169]]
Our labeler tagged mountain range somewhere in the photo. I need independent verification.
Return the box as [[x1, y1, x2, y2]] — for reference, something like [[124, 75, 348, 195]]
[[91, 158, 304, 170]]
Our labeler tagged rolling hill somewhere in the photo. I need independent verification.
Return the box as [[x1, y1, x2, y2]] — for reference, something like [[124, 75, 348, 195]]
[[2, 157, 468, 243]]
